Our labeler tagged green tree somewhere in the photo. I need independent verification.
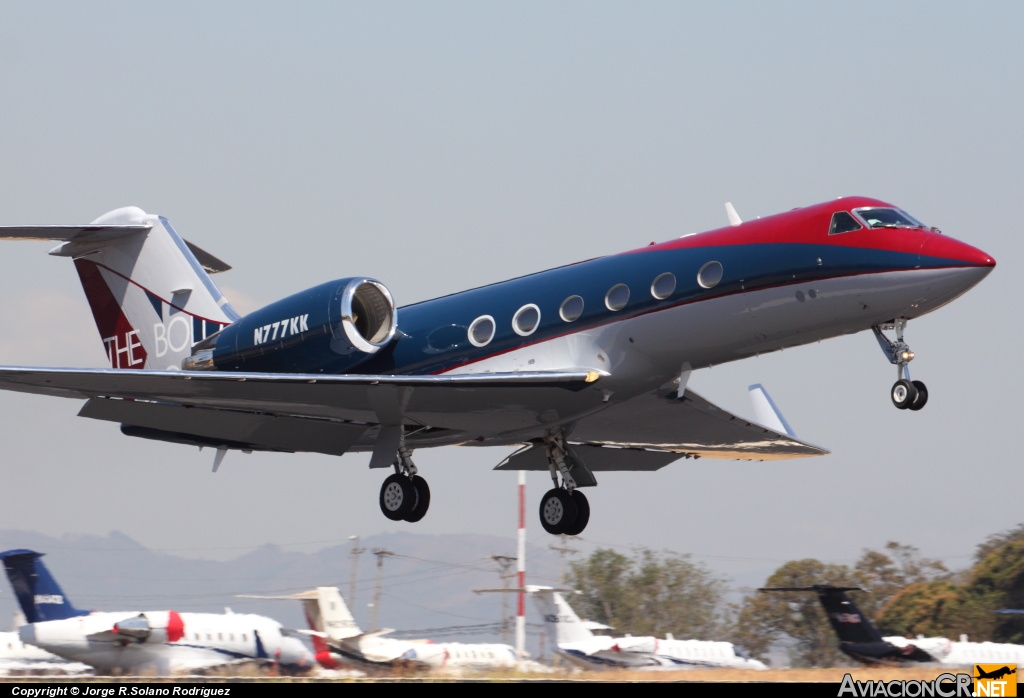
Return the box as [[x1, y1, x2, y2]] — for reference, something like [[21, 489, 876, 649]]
[[854, 541, 948, 617], [732, 558, 861, 667], [877, 535, 1024, 643], [565, 547, 726, 640]]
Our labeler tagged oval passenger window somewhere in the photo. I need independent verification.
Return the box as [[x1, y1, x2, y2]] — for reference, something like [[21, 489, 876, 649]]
[[605, 284, 630, 311], [513, 305, 541, 336], [468, 316, 496, 347], [559, 296, 584, 322], [697, 261, 723, 289], [651, 272, 676, 299]]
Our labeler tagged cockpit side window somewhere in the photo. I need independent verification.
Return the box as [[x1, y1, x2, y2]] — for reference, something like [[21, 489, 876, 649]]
[[853, 207, 925, 230], [829, 211, 863, 235]]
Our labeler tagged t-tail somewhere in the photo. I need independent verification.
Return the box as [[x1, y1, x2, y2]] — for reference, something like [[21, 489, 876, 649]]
[[0, 549, 89, 623], [528, 586, 596, 645], [0, 207, 239, 370], [760, 585, 934, 664]]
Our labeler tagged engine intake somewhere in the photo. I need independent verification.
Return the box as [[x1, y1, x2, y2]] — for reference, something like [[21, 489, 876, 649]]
[[184, 277, 396, 373]]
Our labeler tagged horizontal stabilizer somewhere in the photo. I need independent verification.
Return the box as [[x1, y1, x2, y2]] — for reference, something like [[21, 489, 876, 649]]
[[0, 224, 231, 273]]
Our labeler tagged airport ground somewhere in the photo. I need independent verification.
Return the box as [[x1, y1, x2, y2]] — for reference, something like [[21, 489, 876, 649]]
[[0, 666, 1003, 683]]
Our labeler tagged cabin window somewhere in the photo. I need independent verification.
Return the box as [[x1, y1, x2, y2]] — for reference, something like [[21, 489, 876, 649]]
[[829, 211, 863, 235], [559, 296, 584, 322], [697, 261, 723, 289], [605, 284, 630, 311], [853, 207, 924, 229], [468, 315, 496, 347], [230, 634, 235, 641], [242, 633, 247, 642], [218, 633, 223, 641], [512, 304, 541, 336], [194, 633, 200, 641], [651, 272, 676, 299]]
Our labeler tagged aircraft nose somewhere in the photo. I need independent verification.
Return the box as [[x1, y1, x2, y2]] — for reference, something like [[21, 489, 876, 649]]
[[921, 234, 995, 269]]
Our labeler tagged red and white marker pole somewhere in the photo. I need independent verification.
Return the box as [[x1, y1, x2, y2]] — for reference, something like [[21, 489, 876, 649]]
[[516, 469, 526, 655]]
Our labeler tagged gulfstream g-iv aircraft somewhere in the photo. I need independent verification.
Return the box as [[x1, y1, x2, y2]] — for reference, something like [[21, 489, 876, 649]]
[[0, 197, 994, 534], [0, 550, 312, 675]]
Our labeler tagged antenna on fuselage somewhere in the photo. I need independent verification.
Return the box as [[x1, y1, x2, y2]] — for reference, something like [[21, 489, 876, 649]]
[[725, 202, 742, 226]]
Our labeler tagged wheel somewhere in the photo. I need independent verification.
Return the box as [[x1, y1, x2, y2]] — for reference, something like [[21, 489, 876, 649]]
[[562, 490, 590, 536], [538, 488, 578, 535], [403, 476, 431, 522], [379, 474, 416, 521], [909, 380, 928, 411], [891, 379, 918, 410]]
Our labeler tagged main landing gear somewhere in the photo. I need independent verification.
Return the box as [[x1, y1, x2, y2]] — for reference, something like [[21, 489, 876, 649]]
[[873, 318, 928, 411], [538, 435, 591, 536], [378, 446, 431, 522]]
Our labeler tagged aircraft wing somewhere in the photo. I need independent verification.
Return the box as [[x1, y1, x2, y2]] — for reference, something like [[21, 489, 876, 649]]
[[496, 383, 827, 477], [568, 384, 827, 460], [0, 366, 606, 455]]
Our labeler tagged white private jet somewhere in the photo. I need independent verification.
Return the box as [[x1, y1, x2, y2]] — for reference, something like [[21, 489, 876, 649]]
[[253, 586, 529, 671], [1, 549, 313, 675], [526, 585, 766, 670]]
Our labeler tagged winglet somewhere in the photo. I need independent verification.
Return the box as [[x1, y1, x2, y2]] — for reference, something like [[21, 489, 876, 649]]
[[748, 384, 796, 437], [725, 202, 742, 227]]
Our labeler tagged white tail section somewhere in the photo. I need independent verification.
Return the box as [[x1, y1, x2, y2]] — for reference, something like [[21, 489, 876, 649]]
[[0, 207, 239, 370], [529, 587, 594, 644], [314, 587, 362, 642]]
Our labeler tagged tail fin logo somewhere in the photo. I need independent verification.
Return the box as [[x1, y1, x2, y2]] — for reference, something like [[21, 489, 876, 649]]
[[33, 594, 64, 605], [104, 330, 146, 368]]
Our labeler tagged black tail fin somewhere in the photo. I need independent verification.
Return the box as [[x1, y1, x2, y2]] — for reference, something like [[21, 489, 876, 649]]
[[760, 585, 884, 644], [0, 549, 89, 623]]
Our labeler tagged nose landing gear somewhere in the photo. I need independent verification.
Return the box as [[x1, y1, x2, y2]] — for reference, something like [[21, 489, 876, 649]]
[[378, 446, 431, 522], [874, 318, 928, 411], [538, 435, 591, 536]]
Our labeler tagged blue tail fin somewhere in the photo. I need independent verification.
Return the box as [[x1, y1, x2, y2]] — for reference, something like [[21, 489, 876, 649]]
[[0, 549, 89, 622]]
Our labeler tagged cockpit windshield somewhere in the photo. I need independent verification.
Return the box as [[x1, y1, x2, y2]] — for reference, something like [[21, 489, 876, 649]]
[[854, 207, 926, 230]]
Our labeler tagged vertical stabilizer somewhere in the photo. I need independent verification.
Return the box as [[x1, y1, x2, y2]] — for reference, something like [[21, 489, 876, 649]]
[[0, 207, 239, 370], [315, 587, 362, 642], [529, 587, 595, 645], [0, 549, 89, 623]]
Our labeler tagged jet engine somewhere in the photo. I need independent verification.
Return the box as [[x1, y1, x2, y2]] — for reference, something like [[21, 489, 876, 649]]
[[184, 277, 397, 373]]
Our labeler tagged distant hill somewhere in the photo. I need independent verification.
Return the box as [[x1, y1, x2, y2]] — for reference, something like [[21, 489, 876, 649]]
[[0, 529, 567, 656]]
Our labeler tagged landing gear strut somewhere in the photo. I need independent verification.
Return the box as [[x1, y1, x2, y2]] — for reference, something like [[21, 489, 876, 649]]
[[873, 318, 928, 411], [378, 446, 431, 522], [538, 435, 591, 536]]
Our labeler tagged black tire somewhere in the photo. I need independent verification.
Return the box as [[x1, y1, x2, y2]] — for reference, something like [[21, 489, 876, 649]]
[[403, 476, 431, 522], [538, 488, 578, 535], [562, 490, 590, 536], [909, 380, 928, 411], [891, 379, 918, 410], [379, 474, 416, 521]]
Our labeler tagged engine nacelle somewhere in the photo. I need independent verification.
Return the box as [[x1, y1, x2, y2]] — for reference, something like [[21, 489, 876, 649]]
[[184, 277, 396, 373]]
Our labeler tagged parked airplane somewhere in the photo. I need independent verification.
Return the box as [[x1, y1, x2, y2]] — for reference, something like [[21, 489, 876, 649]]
[[254, 586, 524, 671], [525, 585, 766, 669], [760, 585, 1024, 667], [0, 197, 994, 534], [0, 549, 313, 675]]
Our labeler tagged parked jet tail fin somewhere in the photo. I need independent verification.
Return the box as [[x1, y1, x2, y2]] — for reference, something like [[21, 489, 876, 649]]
[[240, 586, 362, 642], [525, 586, 594, 644], [0, 207, 239, 371], [760, 585, 884, 645], [0, 549, 89, 623]]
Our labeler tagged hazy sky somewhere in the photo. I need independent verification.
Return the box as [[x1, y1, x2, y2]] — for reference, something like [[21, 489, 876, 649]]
[[0, 1, 1020, 588]]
